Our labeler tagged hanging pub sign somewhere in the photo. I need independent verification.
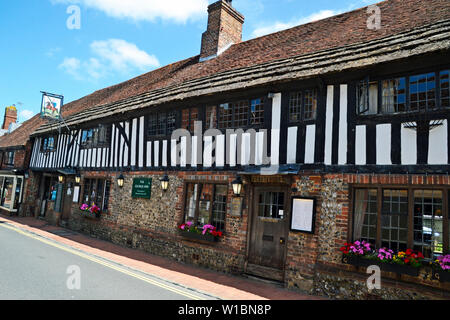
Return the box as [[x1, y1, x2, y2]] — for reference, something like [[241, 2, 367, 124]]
[[290, 197, 316, 234], [41, 92, 63, 120], [132, 178, 152, 199]]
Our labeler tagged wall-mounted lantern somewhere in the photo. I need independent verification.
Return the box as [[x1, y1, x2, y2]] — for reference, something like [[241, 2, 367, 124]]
[[75, 173, 81, 185], [160, 174, 170, 192], [117, 174, 125, 188], [232, 176, 243, 197], [58, 175, 64, 183]]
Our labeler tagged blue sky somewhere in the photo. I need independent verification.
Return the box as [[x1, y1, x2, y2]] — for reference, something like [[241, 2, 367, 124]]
[[0, 0, 378, 124]]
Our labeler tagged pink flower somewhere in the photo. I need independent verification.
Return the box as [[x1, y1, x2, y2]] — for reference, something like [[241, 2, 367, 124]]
[[202, 224, 216, 235]]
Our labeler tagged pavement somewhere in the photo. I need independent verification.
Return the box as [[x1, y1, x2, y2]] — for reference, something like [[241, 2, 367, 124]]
[[0, 214, 324, 300]]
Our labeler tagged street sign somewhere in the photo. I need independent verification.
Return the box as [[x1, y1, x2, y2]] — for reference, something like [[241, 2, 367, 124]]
[[132, 178, 152, 199]]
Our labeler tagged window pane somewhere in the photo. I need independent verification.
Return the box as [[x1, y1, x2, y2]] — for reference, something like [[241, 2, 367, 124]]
[[413, 190, 443, 260], [258, 192, 285, 220], [95, 180, 104, 208], [353, 189, 378, 245], [410, 73, 436, 111], [103, 181, 111, 211], [440, 70, 449, 108], [218, 103, 233, 129], [185, 183, 198, 223], [304, 89, 317, 120], [167, 112, 177, 135], [212, 185, 227, 232], [83, 179, 91, 204], [357, 81, 378, 115], [289, 92, 302, 122], [148, 114, 158, 136], [233, 100, 249, 128], [382, 78, 406, 113], [251, 98, 264, 125], [158, 113, 167, 136], [198, 184, 213, 228], [381, 189, 408, 252]]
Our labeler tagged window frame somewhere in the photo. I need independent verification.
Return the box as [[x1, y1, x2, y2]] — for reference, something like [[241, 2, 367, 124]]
[[217, 96, 267, 130], [350, 185, 449, 259], [182, 181, 229, 233], [80, 125, 112, 149], [81, 177, 111, 212], [4, 151, 14, 166], [288, 88, 319, 124], [147, 110, 179, 139], [41, 136, 58, 153], [356, 67, 450, 117]]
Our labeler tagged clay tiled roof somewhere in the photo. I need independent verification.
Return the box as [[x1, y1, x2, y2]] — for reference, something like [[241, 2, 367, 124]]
[[3, 0, 450, 142]]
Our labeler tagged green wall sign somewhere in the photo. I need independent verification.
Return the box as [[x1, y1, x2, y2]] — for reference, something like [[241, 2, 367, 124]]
[[132, 178, 152, 199]]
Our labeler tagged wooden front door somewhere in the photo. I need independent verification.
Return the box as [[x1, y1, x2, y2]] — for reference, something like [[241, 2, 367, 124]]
[[247, 186, 289, 281]]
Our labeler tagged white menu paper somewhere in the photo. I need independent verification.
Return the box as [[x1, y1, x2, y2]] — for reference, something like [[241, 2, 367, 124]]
[[291, 198, 314, 232]]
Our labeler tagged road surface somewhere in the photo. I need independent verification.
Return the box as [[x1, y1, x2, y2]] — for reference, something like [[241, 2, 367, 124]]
[[0, 221, 218, 300]]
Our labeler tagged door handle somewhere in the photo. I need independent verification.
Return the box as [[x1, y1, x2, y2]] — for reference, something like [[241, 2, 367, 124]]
[[280, 237, 285, 245]]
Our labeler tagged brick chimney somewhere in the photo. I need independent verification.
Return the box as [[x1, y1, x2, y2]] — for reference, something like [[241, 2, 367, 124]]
[[200, 0, 244, 62], [2, 106, 17, 130]]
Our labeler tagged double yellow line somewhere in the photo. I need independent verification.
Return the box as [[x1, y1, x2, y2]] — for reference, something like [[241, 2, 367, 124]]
[[0, 222, 208, 300]]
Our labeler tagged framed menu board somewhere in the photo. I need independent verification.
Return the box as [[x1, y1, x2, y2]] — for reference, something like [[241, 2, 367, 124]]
[[290, 197, 316, 234]]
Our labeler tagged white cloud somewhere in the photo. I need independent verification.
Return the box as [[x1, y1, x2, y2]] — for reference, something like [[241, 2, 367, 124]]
[[51, 0, 208, 23], [91, 39, 160, 72], [59, 57, 83, 80], [59, 39, 160, 81], [19, 110, 35, 121], [252, 10, 341, 38]]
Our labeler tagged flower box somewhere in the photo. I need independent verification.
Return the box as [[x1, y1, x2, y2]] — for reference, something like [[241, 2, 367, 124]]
[[179, 230, 219, 243], [432, 270, 450, 283], [343, 256, 420, 276], [379, 262, 420, 277], [342, 255, 375, 268], [78, 209, 101, 220]]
